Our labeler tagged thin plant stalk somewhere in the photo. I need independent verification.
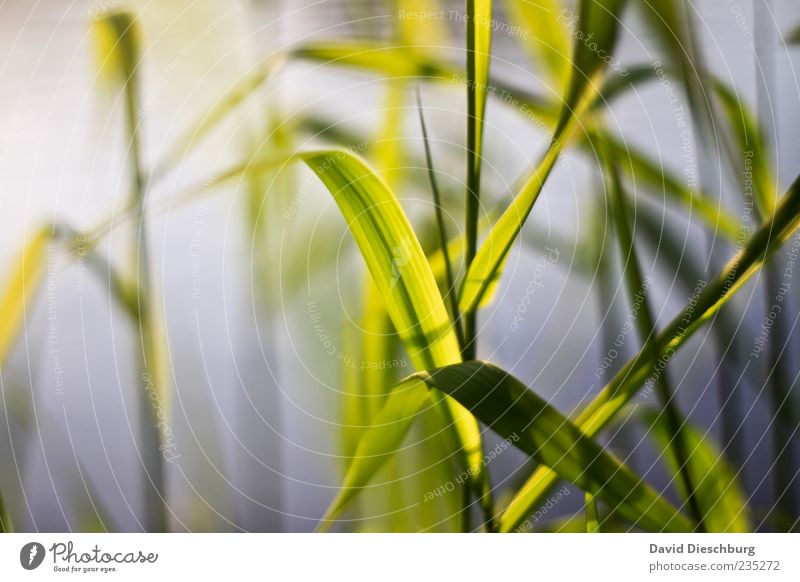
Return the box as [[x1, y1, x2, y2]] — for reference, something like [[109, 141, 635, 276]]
[[103, 13, 167, 532], [602, 148, 706, 531], [463, 0, 491, 360], [416, 88, 465, 349]]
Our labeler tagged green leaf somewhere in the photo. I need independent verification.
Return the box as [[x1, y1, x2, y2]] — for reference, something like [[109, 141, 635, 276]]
[[427, 361, 692, 532], [555, 0, 627, 137], [291, 41, 556, 122], [319, 375, 433, 531], [417, 90, 464, 348], [287, 150, 487, 530], [712, 79, 778, 216], [153, 55, 285, 181], [787, 22, 800, 44], [459, 0, 627, 315], [642, 411, 751, 533], [299, 150, 461, 367], [293, 42, 437, 78], [506, 0, 571, 91], [0, 227, 51, 366], [499, 173, 800, 531], [466, 0, 494, 204], [594, 132, 742, 242]]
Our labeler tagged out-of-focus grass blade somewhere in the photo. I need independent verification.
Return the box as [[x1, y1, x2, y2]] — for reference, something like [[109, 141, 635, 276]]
[[320, 375, 433, 530], [554, 0, 626, 137], [642, 410, 750, 532], [291, 42, 556, 121], [594, 61, 768, 232], [601, 138, 705, 530], [600, 141, 705, 531], [787, 22, 800, 44], [94, 11, 169, 532], [342, 277, 409, 530], [93, 13, 142, 190], [153, 56, 285, 181], [459, 0, 627, 315], [93, 11, 140, 93], [500, 173, 800, 532], [428, 361, 692, 532], [293, 42, 434, 78], [0, 227, 51, 366], [506, 0, 571, 91], [712, 80, 777, 216], [585, 492, 600, 532], [596, 133, 741, 242]]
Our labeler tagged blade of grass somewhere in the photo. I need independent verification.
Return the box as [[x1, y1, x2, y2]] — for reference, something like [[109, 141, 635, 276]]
[[458, 0, 627, 316], [594, 131, 742, 243], [0, 227, 51, 366], [752, 1, 798, 528], [416, 88, 465, 349], [506, 0, 571, 91], [427, 361, 692, 532], [638, 0, 752, 475], [151, 55, 285, 182], [787, 22, 800, 44], [319, 375, 434, 530], [463, 0, 493, 360], [94, 11, 167, 532], [755, 4, 797, 532], [600, 137, 706, 531], [500, 173, 800, 531], [291, 42, 558, 123], [642, 410, 750, 532], [272, 150, 487, 531], [322, 361, 692, 533], [397, 0, 451, 51]]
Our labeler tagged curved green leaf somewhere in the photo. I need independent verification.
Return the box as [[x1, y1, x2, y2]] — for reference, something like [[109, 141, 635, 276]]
[[320, 375, 433, 530], [428, 361, 691, 532], [287, 150, 487, 530], [291, 41, 556, 121], [299, 150, 460, 366]]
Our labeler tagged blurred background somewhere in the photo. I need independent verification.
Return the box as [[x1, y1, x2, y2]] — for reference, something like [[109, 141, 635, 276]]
[[1, 0, 799, 532]]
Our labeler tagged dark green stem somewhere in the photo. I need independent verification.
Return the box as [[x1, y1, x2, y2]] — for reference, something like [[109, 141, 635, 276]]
[[602, 146, 706, 532], [416, 88, 465, 349]]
